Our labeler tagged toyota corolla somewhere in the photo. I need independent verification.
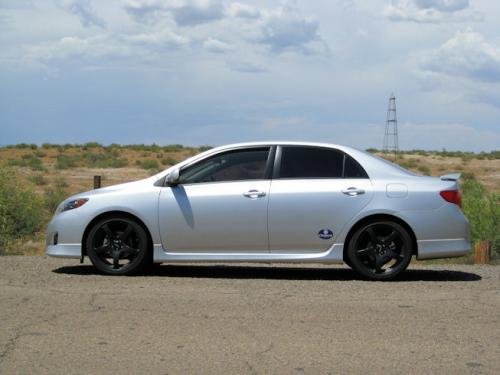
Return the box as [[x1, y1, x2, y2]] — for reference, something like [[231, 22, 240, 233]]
[[46, 142, 471, 280]]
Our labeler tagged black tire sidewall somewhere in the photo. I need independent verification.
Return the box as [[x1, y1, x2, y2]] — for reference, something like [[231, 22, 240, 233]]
[[347, 221, 413, 281], [86, 217, 150, 275]]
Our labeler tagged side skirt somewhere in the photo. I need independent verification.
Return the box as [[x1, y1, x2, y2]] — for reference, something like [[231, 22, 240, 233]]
[[152, 244, 345, 264]]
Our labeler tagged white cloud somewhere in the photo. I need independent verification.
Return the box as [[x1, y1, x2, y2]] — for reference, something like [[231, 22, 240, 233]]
[[125, 0, 224, 26], [58, 0, 106, 28], [125, 30, 190, 49], [203, 37, 230, 53], [25, 35, 130, 61], [420, 29, 500, 82], [254, 3, 320, 52], [384, 0, 482, 22], [225, 2, 260, 19]]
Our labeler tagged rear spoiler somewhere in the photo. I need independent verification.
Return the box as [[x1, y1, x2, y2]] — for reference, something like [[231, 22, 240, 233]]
[[440, 173, 461, 181]]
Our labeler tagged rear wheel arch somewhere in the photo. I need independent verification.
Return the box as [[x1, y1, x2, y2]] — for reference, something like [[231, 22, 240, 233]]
[[343, 214, 418, 263], [82, 211, 153, 257]]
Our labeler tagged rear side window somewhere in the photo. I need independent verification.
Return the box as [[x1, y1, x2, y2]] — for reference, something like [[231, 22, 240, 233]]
[[344, 154, 369, 178], [278, 146, 368, 179], [279, 147, 344, 178]]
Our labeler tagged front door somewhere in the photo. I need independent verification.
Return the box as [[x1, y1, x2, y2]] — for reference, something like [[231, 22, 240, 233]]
[[159, 147, 273, 252]]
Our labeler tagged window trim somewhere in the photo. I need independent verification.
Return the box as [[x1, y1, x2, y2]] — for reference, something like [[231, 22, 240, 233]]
[[274, 145, 369, 180], [175, 145, 276, 186]]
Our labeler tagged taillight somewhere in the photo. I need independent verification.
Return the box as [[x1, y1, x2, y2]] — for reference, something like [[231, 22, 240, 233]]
[[440, 190, 462, 208]]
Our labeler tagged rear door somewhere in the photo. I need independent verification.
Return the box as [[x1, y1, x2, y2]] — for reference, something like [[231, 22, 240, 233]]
[[268, 146, 373, 252]]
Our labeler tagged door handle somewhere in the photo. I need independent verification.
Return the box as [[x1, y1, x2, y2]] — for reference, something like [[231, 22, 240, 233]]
[[342, 187, 365, 196], [243, 190, 266, 199]]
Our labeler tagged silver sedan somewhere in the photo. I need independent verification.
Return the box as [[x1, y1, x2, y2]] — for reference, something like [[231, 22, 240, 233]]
[[46, 142, 471, 280]]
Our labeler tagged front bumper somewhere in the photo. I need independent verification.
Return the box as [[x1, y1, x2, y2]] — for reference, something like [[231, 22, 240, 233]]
[[46, 244, 81, 259], [45, 208, 89, 259]]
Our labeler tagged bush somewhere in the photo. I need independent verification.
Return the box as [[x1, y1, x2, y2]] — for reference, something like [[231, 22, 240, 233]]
[[161, 157, 178, 166], [7, 155, 45, 171], [417, 165, 431, 176], [56, 154, 80, 169], [44, 185, 68, 214], [84, 152, 128, 168], [30, 174, 47, 186], [136, 159, 160, 171], [0, 168, 45, 253], [461, 175, 500, 259]]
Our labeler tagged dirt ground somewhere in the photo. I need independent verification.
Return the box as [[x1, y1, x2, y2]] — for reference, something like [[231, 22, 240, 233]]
[[0, 257, 499, 374]]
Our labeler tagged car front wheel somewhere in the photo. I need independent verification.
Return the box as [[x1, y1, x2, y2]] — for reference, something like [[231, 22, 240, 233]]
[[86, 216, 151, 275]]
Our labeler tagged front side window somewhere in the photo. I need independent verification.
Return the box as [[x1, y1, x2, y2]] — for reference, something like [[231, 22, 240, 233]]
[[278, 146, 368, 179], [179, 147, 270, 184]]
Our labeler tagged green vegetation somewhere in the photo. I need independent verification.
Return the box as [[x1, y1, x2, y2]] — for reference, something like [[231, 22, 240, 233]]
[[7, 155, 45, 171], [161, 157, 178, 166], [56, 154, 80, 170], [0, 168, 45, 254], [136, 159, 160, 171], [30, 173, 47, 186], [44, 178, 68, 213], [461, 174, 499, 260], [84, 151, 128, 168]]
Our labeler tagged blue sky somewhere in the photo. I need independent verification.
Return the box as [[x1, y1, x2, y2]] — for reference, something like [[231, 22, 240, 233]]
[[0, 0, 499, 151]]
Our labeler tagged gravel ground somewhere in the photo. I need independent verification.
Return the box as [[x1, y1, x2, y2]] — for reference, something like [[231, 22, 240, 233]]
[[0, 256, 499, 374]]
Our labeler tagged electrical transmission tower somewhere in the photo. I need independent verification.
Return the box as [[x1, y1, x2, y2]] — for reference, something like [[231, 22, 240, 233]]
[[383, 93, 399, 159]]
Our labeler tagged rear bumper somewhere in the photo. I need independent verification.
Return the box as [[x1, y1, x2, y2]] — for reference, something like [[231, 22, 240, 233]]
[[416, 239, 471, 260]]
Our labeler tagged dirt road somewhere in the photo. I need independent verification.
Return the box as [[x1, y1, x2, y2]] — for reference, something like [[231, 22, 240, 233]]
[[0, 257, 499, 374]]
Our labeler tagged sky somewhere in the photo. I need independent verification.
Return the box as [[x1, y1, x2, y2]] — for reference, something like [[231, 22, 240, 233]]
[[0, 0, 499, 151]]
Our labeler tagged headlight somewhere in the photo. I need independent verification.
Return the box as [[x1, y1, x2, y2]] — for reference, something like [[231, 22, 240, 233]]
[[62, 198, 89, 212]]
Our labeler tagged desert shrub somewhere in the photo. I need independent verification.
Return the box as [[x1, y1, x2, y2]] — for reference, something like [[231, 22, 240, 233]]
[[83, 142, 102, 149], [56, 154, 80, 169], [198, 145, 213, 152], [30, 174, 47, 186], [461, 175, 499, 259], [417, 165, 431, 175], [365, 148, 379, 153], [44, 185, 68, 213], [34, 150, 47, 158], [84, 152, 128, 168], [7, 155, 45, 171], [136, 159, 160, 171], [162, 144, 184, 152], [161, 157, 178, 166], [0, 168, 45, 253]]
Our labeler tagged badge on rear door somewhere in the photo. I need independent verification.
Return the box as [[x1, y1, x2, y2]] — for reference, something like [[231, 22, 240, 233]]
[[318, 229, 333, 240]]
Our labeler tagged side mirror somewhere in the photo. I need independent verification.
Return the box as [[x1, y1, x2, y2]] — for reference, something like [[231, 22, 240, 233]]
[[166, 168, 180, 186]]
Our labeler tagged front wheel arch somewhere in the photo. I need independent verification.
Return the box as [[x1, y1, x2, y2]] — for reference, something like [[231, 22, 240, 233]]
[[343, 214, 418, 264], [82, 211, 153, 258]]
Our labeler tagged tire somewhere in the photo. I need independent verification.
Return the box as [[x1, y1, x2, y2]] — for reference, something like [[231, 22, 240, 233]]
[[347, 221, 413, 281], [86, 216, 152, 275]]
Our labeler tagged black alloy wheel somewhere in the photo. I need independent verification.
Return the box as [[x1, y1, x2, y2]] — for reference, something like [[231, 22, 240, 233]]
[[347, 221, 413, 280], [86, 217, 151, 275]]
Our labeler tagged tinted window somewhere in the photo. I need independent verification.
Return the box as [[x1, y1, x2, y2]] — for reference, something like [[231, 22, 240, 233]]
[[179, 148, 270, 184], [344, 154, 368, 178], [279, 147, 344, 178]]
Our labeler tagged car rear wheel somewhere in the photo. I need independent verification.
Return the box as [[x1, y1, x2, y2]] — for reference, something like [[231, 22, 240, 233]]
[[86, 217, 151, 275], [347, 221, 413, 280]]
